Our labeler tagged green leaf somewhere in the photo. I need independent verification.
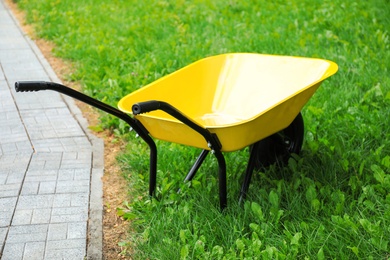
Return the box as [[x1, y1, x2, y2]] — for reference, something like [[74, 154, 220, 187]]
[[385, 91, 390, 100], [211, 245, 223, 258], [236, 238, 246, 251], [194, 239, 205, 255], [273, 209, 284, 225], [290, 232, 302, 245], [359, 160, 366, 175], [370, 237, 388, 251], [359, 219, 381, 235], [347, 246, 359, 257], [122, 212, 138, 221], [180, 229, 188, 243], [249, 223, 260, 233], [341, 159, 349, 171], [118, 241, 128, 247], [371, 164, 385, 184], [317, 247, 325, 260], [251, 202, 264, 221], [269, 190, 280, 208], [180, 245, 189, 259], [311, 199, 321, 212], [305, 185, 317, 204], [381, 156, 390, 169], [88, 125, 104, 133], [308, 105, 324, 116]]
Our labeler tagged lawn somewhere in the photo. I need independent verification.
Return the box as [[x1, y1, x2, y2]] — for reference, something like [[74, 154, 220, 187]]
[[17, 0, 390, 259]]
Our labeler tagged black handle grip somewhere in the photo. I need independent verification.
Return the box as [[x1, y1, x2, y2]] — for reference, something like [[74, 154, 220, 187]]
[[15, 81, 50, 92], [132, 101, 161, 115]]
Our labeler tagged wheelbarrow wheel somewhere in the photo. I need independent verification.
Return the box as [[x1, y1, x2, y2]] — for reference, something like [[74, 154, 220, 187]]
[[251, 112, 304, 168]]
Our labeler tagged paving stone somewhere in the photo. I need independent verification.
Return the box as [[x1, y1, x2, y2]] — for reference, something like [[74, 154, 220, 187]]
[[70, 193, 89, 207], [6, 224, 48, 243], [37, 181, 57, 194], [20, 108, 85, 139], [46, 222, 87, 242], [0, 154, 31, 171], [20, 182, 39, 195], [27, 152, 63, 170], [47, 223, 67, 241], [0, 89, 17, 112], [31, 208, 52, 224], [0, 49, 49, 82], [0, 129, 29, 143], [0, 168, 25, 198], [0, 197, 17, 227], [0, 49, 37, 64], [0, 20, 21, 32], [12, 209, 33, 225], [0, 182, 22, 197], [46, 238, 85, 250], [3, 67, 49, 82], [51, 207, 88, 223], [1, 242, 24, 260], [51, 193, 87, 207], [67, 222, 87, 239], [0, 70, 4, 82], [2, 170, 25, 184], [24, 170, 58, 183], [58, 168, 90, 181], [23, 241, 45, 260], [0, 36, 30, 50], [0, 141, 33, 154], [45, 247, 86, 260], [52, 194, 72, 208], [0, 226, 7, 248], [61, 152, 92, 169], [0, 109, 19, 119], [56, 180, 90, 194], [12, 90, 66, 110], [15, 195, 54, 210], [31, 137, 91, 153]]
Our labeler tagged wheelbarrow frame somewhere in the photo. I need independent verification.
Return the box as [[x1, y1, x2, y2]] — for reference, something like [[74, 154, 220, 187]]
[[15, 81, 233, 209], [14, 81, 276, 209], [15, 54, 337, 210]]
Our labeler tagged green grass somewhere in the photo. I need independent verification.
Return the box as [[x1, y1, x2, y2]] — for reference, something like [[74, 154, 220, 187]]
[[17, 0, 390, 259]]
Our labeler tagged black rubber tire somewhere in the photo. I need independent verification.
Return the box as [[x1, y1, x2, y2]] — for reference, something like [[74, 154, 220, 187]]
[[251, 112, 304, 168]]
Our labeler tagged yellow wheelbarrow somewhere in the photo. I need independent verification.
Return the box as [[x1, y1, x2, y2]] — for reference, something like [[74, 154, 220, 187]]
[[16, 53, 338, 209]]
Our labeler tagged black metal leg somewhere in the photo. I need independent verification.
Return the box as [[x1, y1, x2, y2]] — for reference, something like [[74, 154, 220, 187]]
[[184, 150, 209, 182], [213, 150, 227, 210], [239, 142, 261, 204], [148, 143, 158, 197]]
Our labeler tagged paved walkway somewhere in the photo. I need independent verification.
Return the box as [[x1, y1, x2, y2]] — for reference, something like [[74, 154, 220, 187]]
[[0, 1, 104, 259]]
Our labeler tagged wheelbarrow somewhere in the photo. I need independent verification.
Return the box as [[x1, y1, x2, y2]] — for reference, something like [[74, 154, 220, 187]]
[[15, 53, 338, 210]]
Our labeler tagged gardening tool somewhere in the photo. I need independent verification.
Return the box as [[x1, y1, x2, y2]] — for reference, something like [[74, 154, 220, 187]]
[[15, 53, 338, 209]]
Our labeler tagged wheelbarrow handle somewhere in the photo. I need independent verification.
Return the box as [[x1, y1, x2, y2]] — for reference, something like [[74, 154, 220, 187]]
[[15, 81, 50, 92], [132, 100, 160, 114], [15, 80, 159, 199], [14, 81, 150, 136], [133, 100, 222, 151]]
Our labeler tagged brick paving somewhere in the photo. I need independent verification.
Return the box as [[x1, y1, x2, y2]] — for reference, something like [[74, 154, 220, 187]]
[[0, 1, 103, 259]]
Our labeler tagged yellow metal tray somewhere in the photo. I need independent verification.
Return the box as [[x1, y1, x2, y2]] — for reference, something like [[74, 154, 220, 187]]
[[118, 53, 338, 152]]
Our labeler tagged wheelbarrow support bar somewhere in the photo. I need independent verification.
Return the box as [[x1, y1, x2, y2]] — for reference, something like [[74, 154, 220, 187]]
[[15, 81, 158, 198], [133, 100, 227, 209], [132, 101, 222, 151]]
